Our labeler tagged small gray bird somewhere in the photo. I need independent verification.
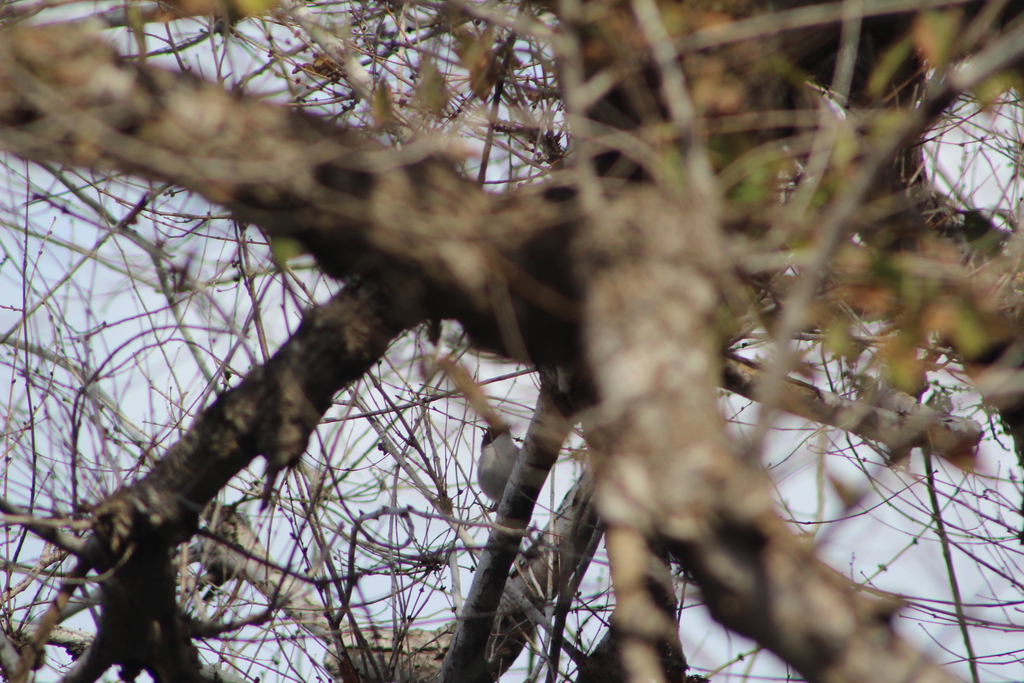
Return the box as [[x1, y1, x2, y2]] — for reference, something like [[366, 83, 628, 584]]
[[478, 427, 520, 502]]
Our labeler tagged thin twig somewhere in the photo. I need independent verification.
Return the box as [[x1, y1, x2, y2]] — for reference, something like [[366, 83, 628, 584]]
[[923, 448, 980, 683]]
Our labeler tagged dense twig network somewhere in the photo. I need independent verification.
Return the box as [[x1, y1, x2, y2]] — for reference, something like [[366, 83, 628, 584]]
[[2, 1, 1024, 683]]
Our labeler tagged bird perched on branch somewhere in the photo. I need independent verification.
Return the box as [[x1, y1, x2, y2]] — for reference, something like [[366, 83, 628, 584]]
[[478, 426, 520, 502]]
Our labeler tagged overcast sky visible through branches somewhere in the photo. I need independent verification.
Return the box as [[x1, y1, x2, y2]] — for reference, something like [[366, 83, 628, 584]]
[[2, 2, 1024, 682]]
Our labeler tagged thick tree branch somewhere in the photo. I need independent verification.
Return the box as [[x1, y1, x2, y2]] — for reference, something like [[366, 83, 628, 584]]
[[4, 5, 1023, 681], [581, 184, 959, 683], [93, 285, 400, 548], [0, 23, 1005, 455], [488, 466, 604, 677], [29, 286, 402, 682], [0, 24, 583, 363]]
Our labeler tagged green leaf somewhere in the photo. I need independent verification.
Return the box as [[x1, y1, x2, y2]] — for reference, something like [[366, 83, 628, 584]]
[[372, 84, 393, 127], [270, 236, 306, 266]]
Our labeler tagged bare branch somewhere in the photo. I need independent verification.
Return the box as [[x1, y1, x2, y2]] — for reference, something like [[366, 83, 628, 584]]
[[580, 180, 959, 682], [0, 499, 86, 556], [3, 2, 1023, 681], [0, 24, 582, 362], [197, 506, 452, 682], [95, 285, 400, 548], [723, 354, 983, 459], [28, 286, 402, 681], [440, 383, 575, 683]]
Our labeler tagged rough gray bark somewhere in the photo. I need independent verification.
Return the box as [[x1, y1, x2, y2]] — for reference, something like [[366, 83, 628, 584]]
[[723, 354, 982, 459], [0, 24, 582, 363], [439, 380, 574, 683], [5, 286, 399, 683], [579, 183, 959, 683]]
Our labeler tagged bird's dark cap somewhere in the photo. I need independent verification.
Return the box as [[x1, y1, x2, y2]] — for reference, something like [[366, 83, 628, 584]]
[[481, 424, 511, 445]]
